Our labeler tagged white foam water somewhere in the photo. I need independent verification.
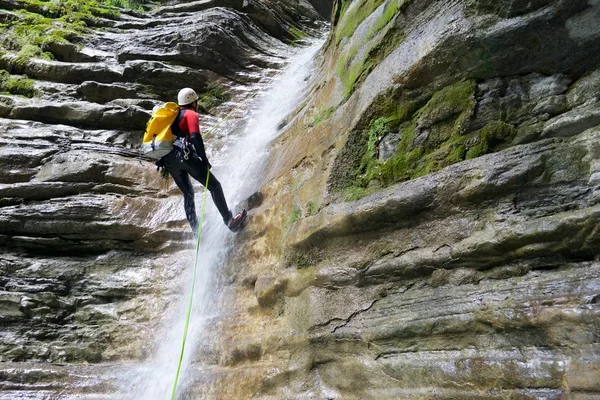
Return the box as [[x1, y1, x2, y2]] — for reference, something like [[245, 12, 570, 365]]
[[126, 38, 325, 399]]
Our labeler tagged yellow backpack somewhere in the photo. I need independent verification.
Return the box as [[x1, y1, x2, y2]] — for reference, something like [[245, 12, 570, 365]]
[[141, 102, 182, 159]]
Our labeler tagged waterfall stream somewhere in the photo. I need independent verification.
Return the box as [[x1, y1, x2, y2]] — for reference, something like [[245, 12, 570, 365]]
[[127, 38, 324, 400]]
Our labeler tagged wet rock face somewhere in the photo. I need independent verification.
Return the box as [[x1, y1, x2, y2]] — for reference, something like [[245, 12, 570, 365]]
[[0, 0, 323, 397], [0, 117, 191, 369], [204, 0, 600, 399], [116, 8, 285, 76]]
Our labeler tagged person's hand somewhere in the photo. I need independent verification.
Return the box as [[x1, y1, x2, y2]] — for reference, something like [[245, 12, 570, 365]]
[[205, 160, 212, 169]]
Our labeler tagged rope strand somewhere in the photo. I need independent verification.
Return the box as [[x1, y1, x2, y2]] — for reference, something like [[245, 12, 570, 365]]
[[170, 169, 211, 400]]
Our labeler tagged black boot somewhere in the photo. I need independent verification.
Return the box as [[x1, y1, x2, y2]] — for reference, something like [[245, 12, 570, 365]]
[[227, 209, 247, 232]]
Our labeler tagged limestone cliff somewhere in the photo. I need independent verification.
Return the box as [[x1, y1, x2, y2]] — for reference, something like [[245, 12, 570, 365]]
[[1, 0, 599, 399], [0, 0, 325, 397], [208, 0, 600, 399]]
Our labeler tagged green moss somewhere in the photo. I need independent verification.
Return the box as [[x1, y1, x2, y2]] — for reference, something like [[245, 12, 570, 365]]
[[465, 142, 487, 160], [466, 120, 517, 159], [337, 55, 365, 100], [348, 119, 517, 200], [359, 122, 418, 186], [337, 0, 352, 23], [289, 204, 302, 225], [354, 117, 392, 183], [198, 86, 231, 111], [306, 201, 319, 216], [0, 0, 161, 65], [376, 145, 424, 185], [336, 0, 410, 99], [313, 107, 335, 126], [5, 77, 36, 97], [480, 120, 517, 148], [335, 0, 385, 43], [0, 69, 38, 97], [367, 117, 387, 156], [104, 0, 146, 12], [344, 80, 480, 199], [288, 26, 306, 43], [384, 98, 416, 129], [416, 80, 476, 127], [427, 136, 468, 170], [344, 185, 375, 201], [15, 44, 51, 65], [335, 0, 410, 44]]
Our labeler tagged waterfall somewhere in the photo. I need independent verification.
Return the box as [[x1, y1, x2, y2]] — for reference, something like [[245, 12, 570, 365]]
[[126, 38, 325, 399]]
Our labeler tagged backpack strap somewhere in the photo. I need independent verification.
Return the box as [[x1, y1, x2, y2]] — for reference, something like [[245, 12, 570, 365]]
[[171, 109, 186, 138]]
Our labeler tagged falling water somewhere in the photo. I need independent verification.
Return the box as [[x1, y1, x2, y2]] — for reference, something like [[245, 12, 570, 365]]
[[126, 38, 325, 399]]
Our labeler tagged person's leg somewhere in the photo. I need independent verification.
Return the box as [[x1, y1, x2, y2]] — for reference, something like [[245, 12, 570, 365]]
[[163, 151, 199, 233], [184, 156, 232, 224]]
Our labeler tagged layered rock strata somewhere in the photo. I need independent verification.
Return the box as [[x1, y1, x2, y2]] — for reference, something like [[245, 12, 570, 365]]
[[0, 0, 326, 397], [204, 0, 600, 399]]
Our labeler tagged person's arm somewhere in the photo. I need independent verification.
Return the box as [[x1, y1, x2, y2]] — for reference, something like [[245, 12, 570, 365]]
[[191, 133, 210, 168], [186, 111, 211, 168]]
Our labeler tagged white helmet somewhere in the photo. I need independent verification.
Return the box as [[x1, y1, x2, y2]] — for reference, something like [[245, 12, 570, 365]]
[[177, 87, 199, 105]]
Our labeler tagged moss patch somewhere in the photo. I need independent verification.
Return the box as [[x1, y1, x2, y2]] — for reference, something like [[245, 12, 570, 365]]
[[289, 204, 302, 225], [339, 79, 517, 198], [0, 69, 37, 97], [335, 0, 386, 43], [344, 185, 375, 201], [288, 26, 307, 43], [466, 120, 517, 159], [336, 0, 410, 99], [339, 80, 521, 199], [313, 107, 335, 126], [198, 86, 232, 111], [416, 80, 476, 128], [305, 201, 319, 216], [0, 0, 160, 65]]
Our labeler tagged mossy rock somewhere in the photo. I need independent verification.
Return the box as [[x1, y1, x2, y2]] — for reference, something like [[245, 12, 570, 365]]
[[335, 0, 410, 99], [466, 120, 517, 159], [357, 81, 476, 188], [0, 69, 37, 97], [337, 78, 524, 200], [198, 86, 231, 112], [416, 80, 476, 129], [0, 0, 154, 66]]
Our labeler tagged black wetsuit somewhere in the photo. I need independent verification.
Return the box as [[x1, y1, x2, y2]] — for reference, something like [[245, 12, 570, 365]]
[[161, 105, 231, 233]]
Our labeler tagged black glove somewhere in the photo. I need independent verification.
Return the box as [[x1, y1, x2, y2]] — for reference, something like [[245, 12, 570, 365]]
[[204, 160, 212, 169]]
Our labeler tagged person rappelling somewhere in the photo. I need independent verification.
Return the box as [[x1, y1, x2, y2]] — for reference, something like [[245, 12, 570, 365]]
[[142, 87, 246, 234]]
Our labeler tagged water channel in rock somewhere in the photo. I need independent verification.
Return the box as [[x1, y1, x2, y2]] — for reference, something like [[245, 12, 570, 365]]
[[125, 38, 325, 400]]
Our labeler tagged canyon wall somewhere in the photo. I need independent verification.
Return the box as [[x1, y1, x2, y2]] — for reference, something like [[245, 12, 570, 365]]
[[0, 0, 327, 397], [209, 0, 600, 398]]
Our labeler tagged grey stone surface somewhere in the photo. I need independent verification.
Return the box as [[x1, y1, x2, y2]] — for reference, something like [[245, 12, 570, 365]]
[[208, 0, 600, 399], [2, 0, 600, 398], [0, 0, 323, 397], [541, 102, 600, 138], [77, 81, 138, 104], [378, 131, 401, 161], [567, 68, 600, 108]]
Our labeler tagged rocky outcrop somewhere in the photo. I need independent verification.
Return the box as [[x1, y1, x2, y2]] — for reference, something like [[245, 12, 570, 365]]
[[0, 0, 324, 398], [201, 0, 600, 399], [0, 117, 191, 368], [3, 0, 599, 398]]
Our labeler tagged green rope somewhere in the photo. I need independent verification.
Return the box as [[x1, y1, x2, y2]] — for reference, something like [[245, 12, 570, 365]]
[[170, 169, 211, 400], [167, 92, 260, 398]]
